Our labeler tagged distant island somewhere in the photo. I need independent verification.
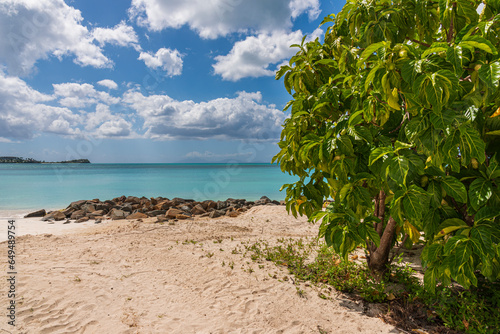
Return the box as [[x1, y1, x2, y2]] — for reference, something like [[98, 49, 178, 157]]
[[0, 156, 90, 163]]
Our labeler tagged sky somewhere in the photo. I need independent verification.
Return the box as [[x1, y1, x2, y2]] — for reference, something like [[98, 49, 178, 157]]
[[0, 0, 343, 163]]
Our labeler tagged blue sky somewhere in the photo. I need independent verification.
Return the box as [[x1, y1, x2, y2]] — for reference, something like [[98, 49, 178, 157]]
[[0, 0, 343, 163]]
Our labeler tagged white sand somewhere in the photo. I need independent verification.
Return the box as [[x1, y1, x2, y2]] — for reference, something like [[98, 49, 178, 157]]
[[0, 206, 401, 333]]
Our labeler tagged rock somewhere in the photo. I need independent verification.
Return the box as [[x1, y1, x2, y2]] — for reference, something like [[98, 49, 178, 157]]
[[110, 209, 127, 220], [63, 219, 71, 224], [155, 215, 167, 223], [125, 196, 140, 204], [88, 210, 105, 218], [166, 208, 186, 218], [112, 195, 126, 203], [191, 204, 206, 215], [254, 196, 271, 205], [127, 212, 148, 220], [202, 200, 217, 210], [271, 200, 280, 205], [117, 203, 133, 212], [200, 212, 211, 218], [43, 211, 66, 221], [209, 210, 225, 218], [146, 210, 166, 217], [53, 211, 66, 221], [68, 200, 87, 210], [81, 203, 96, 213], [216, 201, 227, 210], [226, 211, 239, 217], [179, 205, 192, 212], [62, 207, 75, 217], [95, 219, 102, 224], [24, 209, 46, 218], [71, 210, 86, 220], [175, 214, 191, 220], [280, 200, 286, 205], [76, 217, 89, 223]]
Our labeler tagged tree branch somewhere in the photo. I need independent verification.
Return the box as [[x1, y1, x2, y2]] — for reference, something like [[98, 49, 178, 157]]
[[406, 38, 431, 48]]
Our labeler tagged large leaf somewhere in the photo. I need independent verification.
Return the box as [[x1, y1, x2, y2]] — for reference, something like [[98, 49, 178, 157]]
[[474, 206, 500, 223], [460, 35, 498, 55], [441, 176, 468, 203], [468, 177, 493, 210], [369, 146, 394, 165], [459, 126, 487, 164], [403, 191, 424, 221], [430, 108, 455, 130], [436, 218, 469, 238], [478, 61, 500, 90], [446, 45, 463, 75], [388, 156, 410, 185]]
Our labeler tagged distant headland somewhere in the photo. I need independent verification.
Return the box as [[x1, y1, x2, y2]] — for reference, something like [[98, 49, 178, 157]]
[[0, 156, 90, 163]]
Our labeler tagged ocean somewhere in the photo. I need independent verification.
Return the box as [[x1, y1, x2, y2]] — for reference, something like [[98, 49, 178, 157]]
[[0, 163, 298, 211]]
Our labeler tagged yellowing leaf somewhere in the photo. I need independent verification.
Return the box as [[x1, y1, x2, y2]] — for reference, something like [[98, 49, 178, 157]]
[[387, 88, 400, 110], [491, 106, 500, 118]]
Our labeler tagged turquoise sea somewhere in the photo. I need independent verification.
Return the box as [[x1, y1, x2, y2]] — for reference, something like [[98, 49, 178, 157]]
[[0, 163, 297, 211]]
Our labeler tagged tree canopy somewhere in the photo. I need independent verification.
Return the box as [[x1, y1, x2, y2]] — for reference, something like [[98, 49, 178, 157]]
[[274, 0, 500, 291]]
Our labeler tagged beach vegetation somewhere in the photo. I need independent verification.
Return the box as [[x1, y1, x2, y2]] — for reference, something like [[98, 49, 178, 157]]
[[246, 237, 500, 333], [274, 0, 500, 296]]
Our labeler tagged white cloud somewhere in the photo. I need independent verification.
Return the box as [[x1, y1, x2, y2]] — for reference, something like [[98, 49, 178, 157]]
[[213, 28, 322, 81], [0, 70, 81, 139], [0, 0, 112, 75], [290, 0, 321, 20], [53, 82, 120, 108], [129, 0, 321, 39], [84, 104, 134, 138], [96, 119, 132, 137], [97, 79, 118, 90], [123, 90, 285, 140], [138, 48, 183, 76], [92, 21, 141, 51]]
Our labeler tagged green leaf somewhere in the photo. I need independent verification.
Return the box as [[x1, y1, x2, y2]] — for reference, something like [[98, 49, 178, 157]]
[[423, 243, 443, 264], [421, 43, 448, 58], [368, 146, 394, 165], [430, 109, 455, 131], [471, 226, 493, 256], [441, 176, 468, 203], [468, 177, 493, 211], [427, 180, 443, 207], [388, 156, 410, 186], [365, 223, 381, 247], [403, 191, 424, 221], [474, 206, 500, 224], [446, 45, 463, 75], [424, 267, 438, 294], [436, 218, 469, 238], [358, 41, 388, 67], [460, 35, 498, 55], [478, 61, 500, 90], [459, 126, 487, 164]]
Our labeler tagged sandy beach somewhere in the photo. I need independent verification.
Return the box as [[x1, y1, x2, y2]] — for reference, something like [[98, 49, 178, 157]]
[[0, 206, 401, 333]]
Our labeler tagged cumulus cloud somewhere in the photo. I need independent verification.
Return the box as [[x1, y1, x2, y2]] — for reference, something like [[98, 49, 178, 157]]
[[92, 21, 141, 51], [0, 70, 81, 139], [97, 79, 118, 90], [53, 82, 120, 108], [128, 0, 320, 39], [213, 28, 322, 81], [0, 0, 113, 75], [138, 48, 183, 76], [122, 90, 285, 140]]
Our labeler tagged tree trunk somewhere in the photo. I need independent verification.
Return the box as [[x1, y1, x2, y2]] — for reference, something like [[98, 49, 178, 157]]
[[367, 217, 397, 277]]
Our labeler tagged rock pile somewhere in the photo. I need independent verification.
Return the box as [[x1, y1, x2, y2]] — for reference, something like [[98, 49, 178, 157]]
[[26, 196, 283, 222]]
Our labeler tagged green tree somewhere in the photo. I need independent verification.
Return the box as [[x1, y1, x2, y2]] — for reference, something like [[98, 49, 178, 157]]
[[274, 0, 500, 291]]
